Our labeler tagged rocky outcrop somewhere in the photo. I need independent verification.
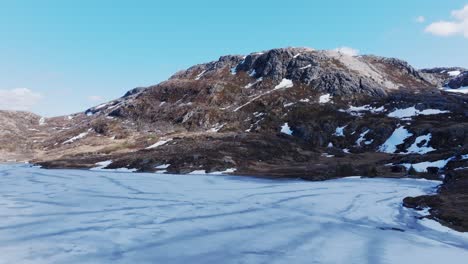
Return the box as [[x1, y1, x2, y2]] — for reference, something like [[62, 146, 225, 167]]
[[404, 169, 468, 232], [446, 71, 468, 89], [2, 47, 467, 173]]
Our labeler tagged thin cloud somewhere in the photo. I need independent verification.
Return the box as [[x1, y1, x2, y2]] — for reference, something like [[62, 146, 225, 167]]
[[416, 16, 426, 23], [425, 5, 468, 38], [0, 88, 42, 111]]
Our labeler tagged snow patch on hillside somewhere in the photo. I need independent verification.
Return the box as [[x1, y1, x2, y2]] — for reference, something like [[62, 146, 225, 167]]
[[405, 134, 435, 154], [379, 127, 413, 153], [448, 70, 461, 76], [334, 125, 347, 137], [274, 79, 294, 90], [281, 122, 293, 135], [146, 138, 173, 149], [63, 129, 91, 144], [402, 158, 453, 173], [319, 94, 332, 104], [442, 87, 468, 94], [388, 106, 449, 119]]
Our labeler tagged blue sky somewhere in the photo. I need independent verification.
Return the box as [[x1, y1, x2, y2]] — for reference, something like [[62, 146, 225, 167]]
[[1, 0, 467, 116]]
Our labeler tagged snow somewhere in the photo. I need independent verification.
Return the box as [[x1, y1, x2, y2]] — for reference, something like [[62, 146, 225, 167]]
[[234, 80, 293, 112], [405, 133, 435, 154], [447, 70, 461, 76], [401, 158, 453, 172], [280, 122, 293, 135], [38, 117, 46, 126], [319, 94, 332, 104], [146, 138, 173, 149], [195, 70, 206, 80], [208, 123, 225, 132], [244, 77, 263, 88], [283, 102, 295, 107], [334, 125, 347, 137], [92, 160, 112, 169], [442, 86, 468, 94], [91, 160, 138, 172], [62, 129, 91, 144], [379, 126, 413, 153], [230, 66, 237, 75], [299, 98, 310, 103], [355, 129, 371, 146], [274, 79, 294, 90], [293, 53, 301, 58], [342, 105, 385, 116], [299, 64, 311, 70], [188, 168, 237, 175], [388, 106, 449, 119], [94, 103, 108, 110], [1, 164, 468, 264], [155, 164, 170, 169]]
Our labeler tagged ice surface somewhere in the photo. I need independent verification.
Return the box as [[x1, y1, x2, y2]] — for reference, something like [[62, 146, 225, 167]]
[[0, 164, 467, 264]]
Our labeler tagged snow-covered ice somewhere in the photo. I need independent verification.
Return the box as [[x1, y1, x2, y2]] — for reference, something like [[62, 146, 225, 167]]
[[0, 164, 467, 263]]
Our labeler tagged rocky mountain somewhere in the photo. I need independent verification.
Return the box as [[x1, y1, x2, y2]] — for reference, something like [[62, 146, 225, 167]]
[[1, 47, 467, 230]]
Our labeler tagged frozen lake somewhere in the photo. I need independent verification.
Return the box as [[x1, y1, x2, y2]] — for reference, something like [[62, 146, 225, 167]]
[[0, 164, 467, 264]]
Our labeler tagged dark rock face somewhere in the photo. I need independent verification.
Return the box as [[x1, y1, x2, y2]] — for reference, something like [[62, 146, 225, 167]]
[[421, 67, 467, 88], [447, 71, 468, 89]]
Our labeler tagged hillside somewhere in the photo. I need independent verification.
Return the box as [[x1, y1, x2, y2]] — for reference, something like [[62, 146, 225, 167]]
[[1, 47, 468, 230]]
